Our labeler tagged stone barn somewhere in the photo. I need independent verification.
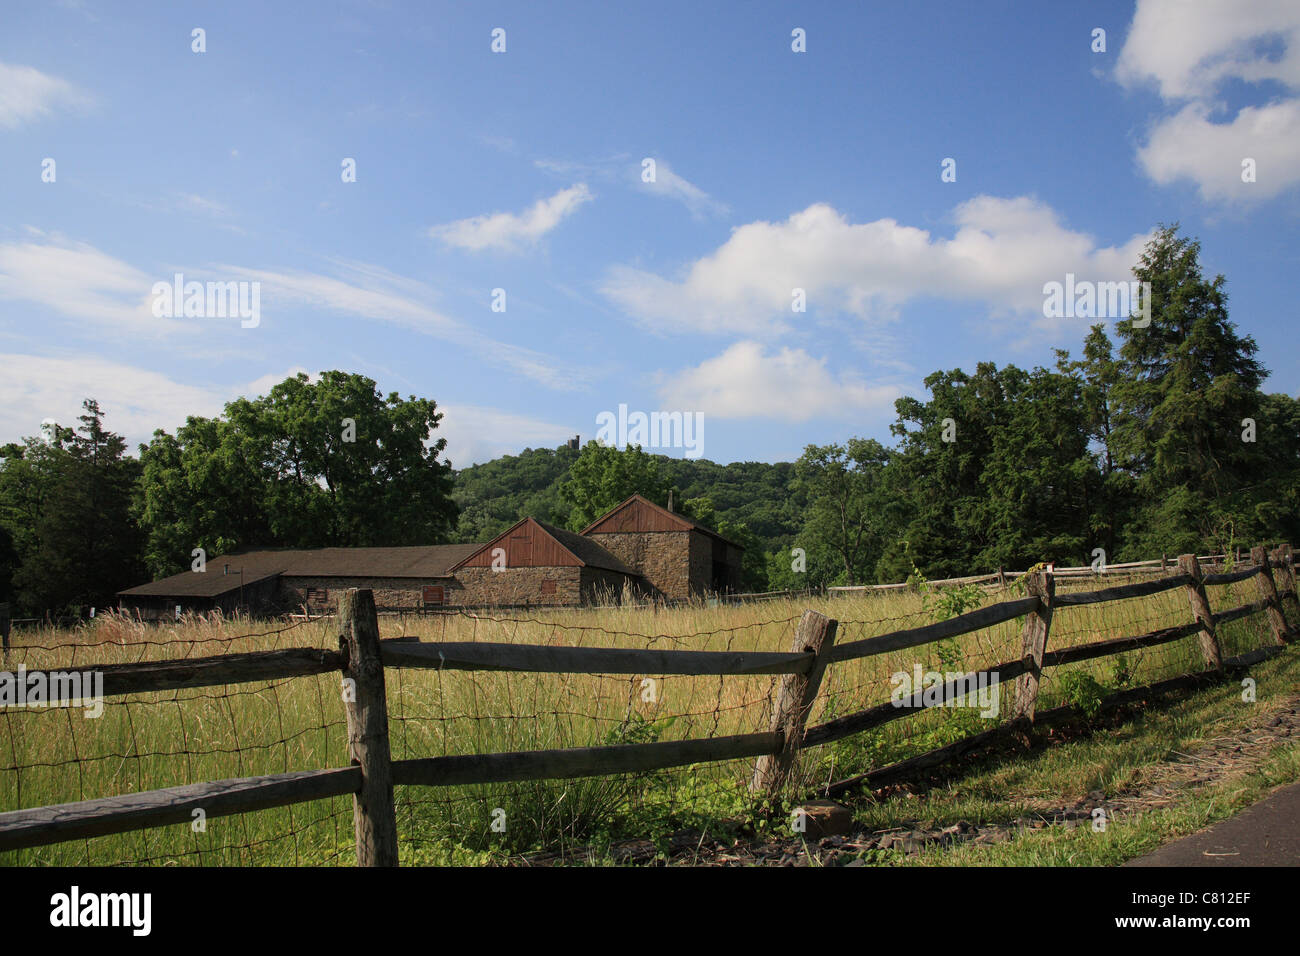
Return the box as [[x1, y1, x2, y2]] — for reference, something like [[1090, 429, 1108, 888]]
[[448, 517, 643, 606], [118, 496, 743, 615], [581, 494, 744, 600], [118, 544, 479, 619]]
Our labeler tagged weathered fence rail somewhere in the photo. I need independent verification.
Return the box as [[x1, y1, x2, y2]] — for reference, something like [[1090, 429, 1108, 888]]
[[2, 544, 1295, 864]]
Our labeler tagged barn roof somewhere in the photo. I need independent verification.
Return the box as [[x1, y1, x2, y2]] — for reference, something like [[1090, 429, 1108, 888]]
[[119, 543, 482, 597], [534, 519, 640, 575], [118, 566, 285, 599], [580, 494, 743, 549], [450, 517, 639, 576]]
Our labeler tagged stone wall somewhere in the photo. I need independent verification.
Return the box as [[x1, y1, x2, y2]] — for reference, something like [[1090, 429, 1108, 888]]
[[586, 530, 697, 600], [450, 566, 583, 606], [280, 568, 644, 609], [279, 576, 462, 611]]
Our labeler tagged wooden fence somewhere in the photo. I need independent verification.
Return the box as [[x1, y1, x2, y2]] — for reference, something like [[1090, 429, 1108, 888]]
[[1, 544, 1296, 865], [828, 551, 1236, 594]]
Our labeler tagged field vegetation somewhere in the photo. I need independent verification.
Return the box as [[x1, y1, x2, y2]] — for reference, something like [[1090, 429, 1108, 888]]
[[2, 566, 1286, 866]]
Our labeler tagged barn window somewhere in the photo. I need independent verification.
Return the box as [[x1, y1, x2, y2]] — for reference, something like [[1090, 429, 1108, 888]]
[[422, 585, 445, 606], [540, 580, 556, 595], [305, 588, 329, 606]]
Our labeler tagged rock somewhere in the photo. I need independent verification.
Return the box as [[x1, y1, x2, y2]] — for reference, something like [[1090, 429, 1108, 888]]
[[794, 800, 854, 839]]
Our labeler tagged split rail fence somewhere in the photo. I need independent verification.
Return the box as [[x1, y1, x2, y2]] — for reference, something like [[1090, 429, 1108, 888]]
[[1, 544, 1296, 865]]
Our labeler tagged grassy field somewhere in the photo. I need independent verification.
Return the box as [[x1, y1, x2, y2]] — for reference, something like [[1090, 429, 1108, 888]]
[[0, 568, 1289, 866]]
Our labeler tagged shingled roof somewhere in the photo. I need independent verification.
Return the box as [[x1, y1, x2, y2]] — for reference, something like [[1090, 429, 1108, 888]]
[[119, 543, 482, 597]]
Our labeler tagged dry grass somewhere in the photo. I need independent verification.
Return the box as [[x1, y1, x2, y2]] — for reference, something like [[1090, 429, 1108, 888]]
[[0, 572, 1281, 865]]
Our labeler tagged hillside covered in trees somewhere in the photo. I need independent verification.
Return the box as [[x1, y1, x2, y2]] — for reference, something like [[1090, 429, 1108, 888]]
[[1, 227, 1297, 615]]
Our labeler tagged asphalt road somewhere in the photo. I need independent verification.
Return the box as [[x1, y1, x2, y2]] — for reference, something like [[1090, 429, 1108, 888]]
[[1125, 780, 1300, 866]]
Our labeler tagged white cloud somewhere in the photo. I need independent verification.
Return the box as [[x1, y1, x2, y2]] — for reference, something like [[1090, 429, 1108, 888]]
[[639, 161, 728, 219], [435, 405, 576, 467], [657, 341, 903, 423], [223, 259, 586, 390], [429, 184, 593, 252], [0, 354, 304, 449], [1117, 1, 1300, 202], [1116, 0, 1300, 100], [1137, 100, 1300, 201], [0, 61, 88, 127], [0, 234, 175, 332], [602, 197, 1150, 335]]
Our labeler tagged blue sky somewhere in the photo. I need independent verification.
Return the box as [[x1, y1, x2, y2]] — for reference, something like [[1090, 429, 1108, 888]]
[[2, 1, 1298, 467]]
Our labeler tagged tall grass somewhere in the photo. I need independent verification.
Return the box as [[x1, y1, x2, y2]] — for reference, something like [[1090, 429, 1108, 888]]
[[0, 573, 1281, 865]]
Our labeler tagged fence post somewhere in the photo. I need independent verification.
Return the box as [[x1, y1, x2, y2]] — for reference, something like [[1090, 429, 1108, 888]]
[[338, 588, 399, 866], [1012, 568, 1055, 722], [750, 609, 838, 799], [1272, 544, 1297, 613], [1251, 546, 1291, 645], [0, 602, 9, 663], [1178, 554, 1223, 671]]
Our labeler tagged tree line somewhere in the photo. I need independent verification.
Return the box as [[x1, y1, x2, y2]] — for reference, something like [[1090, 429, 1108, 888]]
[[1, 226, 1296, 615]]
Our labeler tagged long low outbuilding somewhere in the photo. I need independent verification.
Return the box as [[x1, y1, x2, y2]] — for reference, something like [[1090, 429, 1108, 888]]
[[117, 495, 743, 617]]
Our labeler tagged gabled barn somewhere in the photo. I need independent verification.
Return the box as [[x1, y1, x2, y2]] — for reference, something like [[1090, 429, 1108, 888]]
[[581, 494, 743, 600], [118, 496, 744, 615], [449, 517, 642, 606]]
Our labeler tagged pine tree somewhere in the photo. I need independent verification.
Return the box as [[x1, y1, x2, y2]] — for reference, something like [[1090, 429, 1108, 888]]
[[13, 400, 142, 615], [1111, 225, 1266, 554]]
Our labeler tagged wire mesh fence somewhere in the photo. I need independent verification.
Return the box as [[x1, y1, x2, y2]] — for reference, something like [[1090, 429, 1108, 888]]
[[2, 613, 352, 865], [1, 553, 1294, 866]]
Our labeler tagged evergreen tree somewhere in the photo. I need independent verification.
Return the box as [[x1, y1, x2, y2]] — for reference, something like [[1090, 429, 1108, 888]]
[[1111, 225, 1267, 555], [11, 401, 142, 614]]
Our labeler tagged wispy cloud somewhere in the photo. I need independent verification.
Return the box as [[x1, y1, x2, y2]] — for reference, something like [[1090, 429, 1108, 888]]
[[176, 193, 232, 218], [0, 233, 175, 332], [428, 184, 593, 252], [222, 258, 588, 390], [0, 61, 90, 128], [638, 160, 728, 219], [537, 154, 727, 219], [0, 353, 304, 448]]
